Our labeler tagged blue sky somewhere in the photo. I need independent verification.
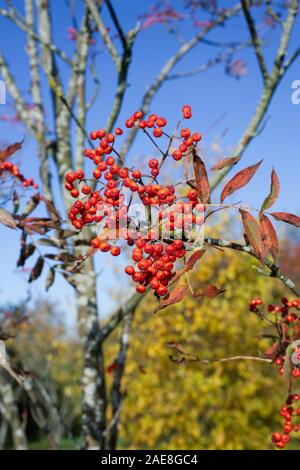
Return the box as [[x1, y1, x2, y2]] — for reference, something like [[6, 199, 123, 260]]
[[0, 0, 299, 325]]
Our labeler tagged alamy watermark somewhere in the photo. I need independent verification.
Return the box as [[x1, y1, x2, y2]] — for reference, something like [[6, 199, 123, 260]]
[[291, 80, 300, 105], [0, 80, 6, 104]]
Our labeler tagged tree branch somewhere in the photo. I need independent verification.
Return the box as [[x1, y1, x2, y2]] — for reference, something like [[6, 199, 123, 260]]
[[86, 0, 121, 71], [121, 3, 242, 158], [211, 0, 300, 192], [241, 0, 268, 82], [204, 236, 300, 297]]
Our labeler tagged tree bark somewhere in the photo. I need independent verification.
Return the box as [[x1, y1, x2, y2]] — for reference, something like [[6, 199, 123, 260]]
[[0, 375, 27, 450], [75, 259, 107, 450]]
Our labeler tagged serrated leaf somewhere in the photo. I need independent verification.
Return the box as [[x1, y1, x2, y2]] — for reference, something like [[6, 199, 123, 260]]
[[263, 342, 281, 360], [239, 209, 264, 260], [155, 286, 188, 313], [193, 152, 210, 203], [37, 238, 63, 248], [220, 160, 262, 203], [17, 243, 36, 267], [40, 196, 62, 222], [0, 140, 23, 161], [193, 285, 226, 298], [261, 168, 280, 211], [0, 208, 17, 229], [211, 156, 240, 171], [259, 212, 278, 261], [270, 212, 300, 228], [28, 256, 44, 283], [45, 267, 55, 291], [45, 252, 79, 263], [170, 249, 205, 285]]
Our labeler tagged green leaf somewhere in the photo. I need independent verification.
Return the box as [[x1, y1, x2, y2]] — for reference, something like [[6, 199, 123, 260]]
[[261, 168, 280, 211]]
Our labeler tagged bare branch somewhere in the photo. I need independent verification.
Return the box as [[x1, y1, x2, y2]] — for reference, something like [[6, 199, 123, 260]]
[[241, 0, 268, 82], [204, 237, 300, 297], [86, 0, 121, 71], [211, 0, 300, 192], [121, 3, 242, 157], [0, 7, 72, 66]]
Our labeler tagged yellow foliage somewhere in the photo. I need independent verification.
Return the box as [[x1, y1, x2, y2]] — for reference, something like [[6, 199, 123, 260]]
[[116, 243, 288, 450]]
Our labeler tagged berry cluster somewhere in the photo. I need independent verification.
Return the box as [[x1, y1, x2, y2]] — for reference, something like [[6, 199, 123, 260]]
[[0, 160, 38, 188], [250, 296, 300, 325], [272, 394, 300, 449], [65, 105, 205, 298], [249, 296, 300, 449], [172, 106, 202, 161], [124, 238, 186, 296]]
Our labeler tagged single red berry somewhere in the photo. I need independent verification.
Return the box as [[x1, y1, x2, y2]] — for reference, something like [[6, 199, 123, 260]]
[[156, 285, 168, 296], [125, 266, 135, 276], [106, 156, 115, 165], [75, 169, 85, 179], [82, 185, 91, 195], [70, 189, 79, 198], [97, 129, 106, 139], [182, 105, 191, 113], [148, 159, 159, 169], [115, 127, 123, 135], [136, 284, 146, 294], [90, 131, 98, 140], [187, 189, 198, 200], [156, 117, 167, 127], [99, 241, 110, 252], [134, 110, 143, 119], [91, 238, 100, 249], [192, 132, 202, 142], [153, 128, 163, 138], [172, 150, 182, 161], [66, 172, 75, 183], [125, 118, 135, 128], [181, 128, 191, 138], [132, 170, 141, 179], [110, 246, 121, 256]]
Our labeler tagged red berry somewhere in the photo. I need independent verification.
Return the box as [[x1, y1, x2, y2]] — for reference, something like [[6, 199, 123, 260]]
[[132, 170, 141, 179], [110, 246, 121, 256], [70, 189, 79, 198], [99, 241, 110, 252], [156, 117, 167, 127], [115, 127, 123, 135], [82, 185, 91, 195], [172, 150, 182, 161], [156, 285, 168, 296], [136, 284, 146, 294], [192, 132, 202, 142], [125, 266, 135, 276], [153, 128, 163, 138], [91, 238, 100, 249], [125, 118, 134, 128], [90, 131, 98, 140], [148, 159, 159, 169], [181, 128, 191, 138], [75, 169, 85, 179]]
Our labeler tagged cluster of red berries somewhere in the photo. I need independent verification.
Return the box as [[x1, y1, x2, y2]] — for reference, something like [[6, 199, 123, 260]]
[[272, 394, 300, 449], [0, 160, 38, 189], [250, 296, 300, 324], [172, 106, 202, 161], [250, 296, 300, 449], [124, 238, 186, 296], [65, 106, 205, 298]]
